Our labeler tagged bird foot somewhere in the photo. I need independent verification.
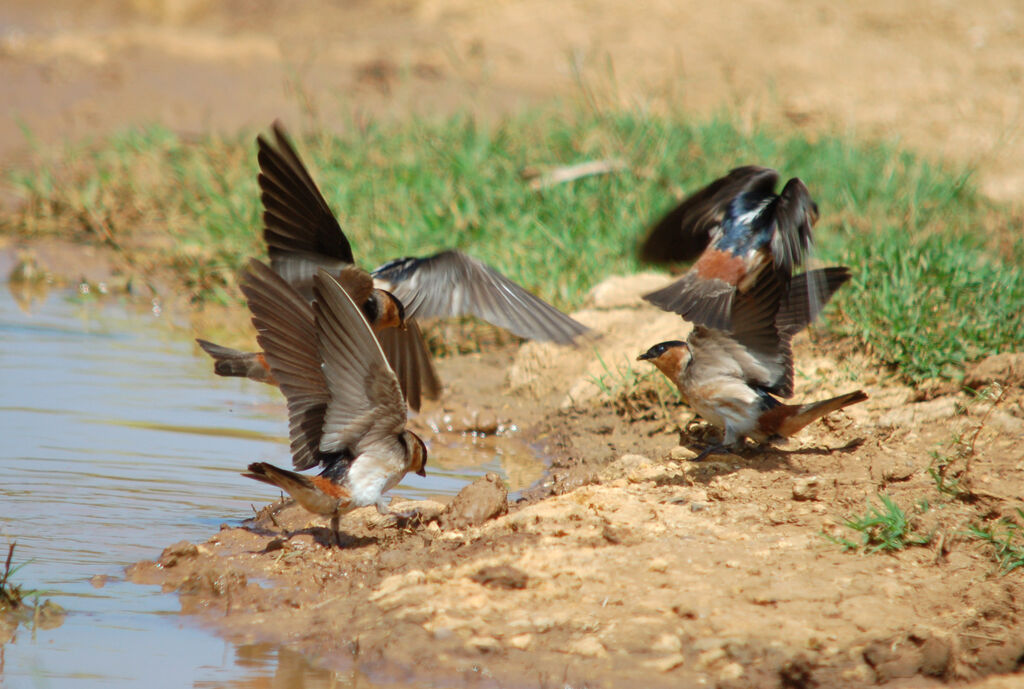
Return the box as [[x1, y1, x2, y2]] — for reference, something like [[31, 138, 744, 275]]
[[693, 443, 730, 462]]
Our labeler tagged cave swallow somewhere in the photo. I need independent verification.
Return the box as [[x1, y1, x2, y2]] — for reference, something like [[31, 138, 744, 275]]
[[200, 121, 588, 409], [640, 166, 819, 331], [239, 259, 427, 546], [639, 266, 866, 459]]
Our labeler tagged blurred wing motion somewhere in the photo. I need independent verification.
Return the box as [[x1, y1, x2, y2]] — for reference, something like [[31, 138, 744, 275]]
[[641, 167, 819, 331], [640, 166, 778, 265], [373, 250, 589, 345]]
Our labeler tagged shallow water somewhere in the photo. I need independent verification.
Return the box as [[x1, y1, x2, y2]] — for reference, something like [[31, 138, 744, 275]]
[[0, 286, 526, 688]]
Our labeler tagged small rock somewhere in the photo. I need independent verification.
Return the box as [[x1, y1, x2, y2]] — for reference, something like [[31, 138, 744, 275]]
[[792, 476, 820, 501], [648, 557, 669, 573], [645, 653, 686, 672], [159, 541, 198, 568], [695, 647, 727, 670], [669, 446, 698, 461], [690, 502, 707, 513], [652, 633, 683, 653], [871, 455, 917, 483], [370, 569, 426, 600], [469, 565, 529, 590], [508, 633, 533, 650], [440, 474, 508, 530], [89, 574, 109, 589], [468, 635, 501, 653], [719, 662, 744, 680], [567, 636, 607, 658]]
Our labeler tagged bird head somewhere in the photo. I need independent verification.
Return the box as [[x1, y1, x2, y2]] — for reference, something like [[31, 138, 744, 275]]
[[378, 290, 408, 330], [637, 340, 690, 377], [406, 431, 428, 477]]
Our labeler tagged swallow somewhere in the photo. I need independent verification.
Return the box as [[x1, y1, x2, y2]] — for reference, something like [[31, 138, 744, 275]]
[[199, 121, 588, 409], [239, 259, 427, 547], [639, 166, 819, 331], [638, 266, 866, 459]]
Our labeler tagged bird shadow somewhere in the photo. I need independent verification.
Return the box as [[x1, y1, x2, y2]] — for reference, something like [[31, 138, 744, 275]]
[[656, 435, 866, 487]]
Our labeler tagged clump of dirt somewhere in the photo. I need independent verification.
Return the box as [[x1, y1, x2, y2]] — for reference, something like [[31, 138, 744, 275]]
[[127, 275, 1024, 688], [1, 542, 66, 645]]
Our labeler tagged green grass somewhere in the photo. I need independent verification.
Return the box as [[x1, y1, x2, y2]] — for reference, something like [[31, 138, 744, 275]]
[[968, 510, 1024, 575], [830, 494, 932, 553], [4, 108, 1022, 381]]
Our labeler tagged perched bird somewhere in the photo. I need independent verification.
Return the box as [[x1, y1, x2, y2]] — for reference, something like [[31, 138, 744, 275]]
[[199, 121, 588, 409], [240, 259, 427, 547], [638, 266, 866, 459], [640, 166, 820, 331]]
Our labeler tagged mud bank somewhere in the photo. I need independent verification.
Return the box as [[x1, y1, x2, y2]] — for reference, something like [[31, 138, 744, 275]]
[[128, 275, 1024, 688]]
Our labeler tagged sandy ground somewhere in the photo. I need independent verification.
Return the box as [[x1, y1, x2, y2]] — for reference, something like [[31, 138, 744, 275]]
[[4, 1, 1024, 686], [1, 0, 1023, 202]]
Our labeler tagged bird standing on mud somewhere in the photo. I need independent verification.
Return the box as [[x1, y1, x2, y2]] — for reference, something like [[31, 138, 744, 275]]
[[239, 259, 427, 547], [639, 266, 866, 459], [198, 121, 588, 410], [639, 166, 820, 331]]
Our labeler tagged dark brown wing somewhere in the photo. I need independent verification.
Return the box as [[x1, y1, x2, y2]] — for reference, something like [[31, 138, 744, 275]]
[[239, 259, 332, 472], [258, 121, 355, 273], [375, 319, 443, 412], [775, 266, 851, 339], [372, 250, 589, 345], [639, 166, 779, 264], [769, 177, 818, 275]]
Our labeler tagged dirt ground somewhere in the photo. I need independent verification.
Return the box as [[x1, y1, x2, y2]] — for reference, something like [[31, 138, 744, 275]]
[[118, 273, 1024, 689], [4, 1, 1024, 687]]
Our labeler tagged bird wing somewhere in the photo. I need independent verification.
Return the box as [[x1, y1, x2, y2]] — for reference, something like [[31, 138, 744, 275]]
[[375, 319, 443, 412], [372, 250, 589, 344], [239, 259, 333, 471], [775, 266, 851, 340], [258, 121, 356, 283], [639, 166, 779, 264], [312, 269, 408, 459], [769, 177, 817, 274]]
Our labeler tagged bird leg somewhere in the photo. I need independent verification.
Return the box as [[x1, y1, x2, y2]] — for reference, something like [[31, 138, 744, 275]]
[[330, 514, 341, 548]]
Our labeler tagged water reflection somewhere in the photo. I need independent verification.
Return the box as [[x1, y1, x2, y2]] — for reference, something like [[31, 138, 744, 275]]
[[0, 286, 523, 688]]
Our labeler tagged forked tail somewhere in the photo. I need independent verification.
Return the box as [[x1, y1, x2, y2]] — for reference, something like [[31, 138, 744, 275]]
[[196, 339, 275, 384], [759, 390, 868, 438]]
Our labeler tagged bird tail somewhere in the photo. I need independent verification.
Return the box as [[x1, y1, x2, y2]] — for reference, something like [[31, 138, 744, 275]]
[[196, 339, 275, 384], [760, 390, 868, 438], [242, 462, 341, 516]]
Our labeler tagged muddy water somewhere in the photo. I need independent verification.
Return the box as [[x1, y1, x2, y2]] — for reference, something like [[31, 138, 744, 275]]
[[0, 286, 533, 688]]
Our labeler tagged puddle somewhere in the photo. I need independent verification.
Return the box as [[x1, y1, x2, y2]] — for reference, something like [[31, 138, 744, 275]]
[[0, 285, 541, 688]]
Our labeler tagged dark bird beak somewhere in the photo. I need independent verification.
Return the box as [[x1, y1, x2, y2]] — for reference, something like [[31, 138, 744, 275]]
[[637, 351, 654, 361]]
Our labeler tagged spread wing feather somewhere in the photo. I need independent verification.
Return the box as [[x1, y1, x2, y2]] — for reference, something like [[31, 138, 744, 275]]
[[312, 270, 408, 459], [373, 250, 588, 344], [257, 121, 355, 268], [239, 259, 330, 471], [375, 320, 443, 412]]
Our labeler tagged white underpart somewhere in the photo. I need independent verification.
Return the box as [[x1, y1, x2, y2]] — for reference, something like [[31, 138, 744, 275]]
[[346, 451, 407, 508]]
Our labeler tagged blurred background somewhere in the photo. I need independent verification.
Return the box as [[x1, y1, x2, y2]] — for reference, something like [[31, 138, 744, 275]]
[[2, 0, 1022, 200]]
